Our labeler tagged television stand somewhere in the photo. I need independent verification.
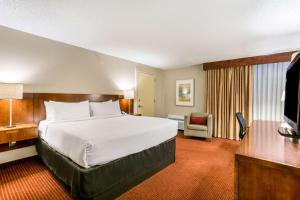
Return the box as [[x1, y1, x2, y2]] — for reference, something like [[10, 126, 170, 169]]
[[278, 126, 300, 139]]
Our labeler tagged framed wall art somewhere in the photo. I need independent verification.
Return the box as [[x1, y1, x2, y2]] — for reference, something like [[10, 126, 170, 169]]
[[176, 79, 194, 106]]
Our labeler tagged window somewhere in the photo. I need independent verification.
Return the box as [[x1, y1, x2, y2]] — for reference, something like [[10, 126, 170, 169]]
[[253, 62, 290, 121]]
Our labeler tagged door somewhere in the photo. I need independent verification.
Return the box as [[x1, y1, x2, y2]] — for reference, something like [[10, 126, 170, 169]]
[[137, 73, 155, 116]]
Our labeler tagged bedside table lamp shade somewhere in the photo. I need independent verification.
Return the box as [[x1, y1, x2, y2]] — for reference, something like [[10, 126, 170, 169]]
[[0, 83, 23, 128], [124, 90, 134, 114], [124, 90, 134, 100]]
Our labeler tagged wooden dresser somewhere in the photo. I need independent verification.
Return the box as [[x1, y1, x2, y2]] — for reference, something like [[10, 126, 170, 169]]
[[235, 121, 300, 200]]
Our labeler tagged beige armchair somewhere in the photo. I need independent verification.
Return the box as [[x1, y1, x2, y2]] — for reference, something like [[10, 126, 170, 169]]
[[184, 112, 213, 139]]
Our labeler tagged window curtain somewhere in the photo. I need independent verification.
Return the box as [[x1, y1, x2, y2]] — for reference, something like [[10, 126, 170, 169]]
[[206, 66, 253, 140], [253, 62, 289, 121]]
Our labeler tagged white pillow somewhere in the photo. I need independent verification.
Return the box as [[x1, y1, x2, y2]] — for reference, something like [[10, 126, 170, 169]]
[[111, 100, 122, 115], [44, 101, 55, 121], [89, 100, 111, 116], [90, 100, 121, 117], [44, 101, 90, 121]]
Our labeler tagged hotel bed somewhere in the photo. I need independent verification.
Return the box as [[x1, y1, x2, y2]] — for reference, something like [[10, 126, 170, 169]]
[[38, 114, 177, 168], [33, 93, 177, 200]]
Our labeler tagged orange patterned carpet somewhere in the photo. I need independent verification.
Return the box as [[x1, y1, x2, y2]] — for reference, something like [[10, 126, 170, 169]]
[[0, 157, 71, 200], [0, 134, 239, 200]]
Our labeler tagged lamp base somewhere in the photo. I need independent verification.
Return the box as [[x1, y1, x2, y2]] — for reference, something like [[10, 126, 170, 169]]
[[5, 99, 16, 129], [4, 125, 16, 128]]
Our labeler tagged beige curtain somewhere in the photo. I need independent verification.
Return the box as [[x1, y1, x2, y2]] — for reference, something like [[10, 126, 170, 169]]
[[206, 66, 253, 140]]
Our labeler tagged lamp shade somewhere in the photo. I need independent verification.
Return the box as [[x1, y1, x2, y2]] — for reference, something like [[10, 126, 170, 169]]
[[0, 83, 23, 99], [124, 90, 134, 99]]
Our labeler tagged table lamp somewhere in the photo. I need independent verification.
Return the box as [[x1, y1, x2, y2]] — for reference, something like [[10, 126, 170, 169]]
[[0, 83, 23, 128], [124, 90, 134, 114]]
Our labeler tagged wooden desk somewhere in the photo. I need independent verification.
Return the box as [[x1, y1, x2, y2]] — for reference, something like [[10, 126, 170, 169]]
[[235, 121, 300, 200]]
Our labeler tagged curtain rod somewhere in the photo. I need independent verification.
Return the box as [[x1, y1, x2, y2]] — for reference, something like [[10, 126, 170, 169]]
[[203, 51, 296, 70]]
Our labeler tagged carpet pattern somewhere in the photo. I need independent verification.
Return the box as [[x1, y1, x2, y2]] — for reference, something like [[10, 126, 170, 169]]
[[0, 134, 239, 200], [0, 158, 71, 200]]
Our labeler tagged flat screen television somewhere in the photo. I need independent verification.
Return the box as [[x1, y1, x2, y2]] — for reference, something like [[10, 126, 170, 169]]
[[283, 53, 300, 134]]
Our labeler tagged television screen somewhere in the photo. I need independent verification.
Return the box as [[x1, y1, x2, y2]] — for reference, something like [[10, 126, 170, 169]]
[[284, 56, 300, 131]]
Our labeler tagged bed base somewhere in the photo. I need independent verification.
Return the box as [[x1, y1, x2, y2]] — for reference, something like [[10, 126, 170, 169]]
[[37, 137, 176, 200]]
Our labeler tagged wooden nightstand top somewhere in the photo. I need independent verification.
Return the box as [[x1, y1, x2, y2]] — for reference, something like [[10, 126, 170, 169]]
[[131, 113, 142, 116], [0, 123, 37, 132]]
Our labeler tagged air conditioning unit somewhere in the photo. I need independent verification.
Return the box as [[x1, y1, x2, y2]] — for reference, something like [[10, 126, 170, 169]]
[[167, 114, 184, 131]]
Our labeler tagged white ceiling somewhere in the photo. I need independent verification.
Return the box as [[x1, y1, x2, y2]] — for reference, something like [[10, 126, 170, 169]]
[[0, 0, 300, 69]]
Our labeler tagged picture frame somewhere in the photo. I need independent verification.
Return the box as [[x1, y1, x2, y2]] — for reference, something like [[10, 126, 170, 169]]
[[176, 79, 194, 106]]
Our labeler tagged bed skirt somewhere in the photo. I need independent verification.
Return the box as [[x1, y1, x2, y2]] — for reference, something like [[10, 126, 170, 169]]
[[36, 137, 176, 200]]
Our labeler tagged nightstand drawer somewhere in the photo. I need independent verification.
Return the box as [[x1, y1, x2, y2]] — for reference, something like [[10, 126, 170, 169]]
[[0, 130, 21, 144], [0, 126, 38, 144], [0, 124, 38, 151], [22, 128, 38, 140]]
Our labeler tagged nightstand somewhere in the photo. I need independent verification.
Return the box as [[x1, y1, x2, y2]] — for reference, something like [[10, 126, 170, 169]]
[[0, 123, 38, 148]]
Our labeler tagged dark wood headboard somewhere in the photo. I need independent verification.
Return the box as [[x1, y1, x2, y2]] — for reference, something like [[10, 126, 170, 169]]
[[33, 93, 132, 124], [0, 93, 133, 126], [0, 93, 34, 126]]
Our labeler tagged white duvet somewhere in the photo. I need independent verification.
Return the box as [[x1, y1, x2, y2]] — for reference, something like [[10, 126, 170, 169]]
[[39, 115, 177, 168]]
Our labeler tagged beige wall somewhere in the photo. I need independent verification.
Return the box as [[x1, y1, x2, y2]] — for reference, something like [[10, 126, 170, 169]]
[[163, 65, 206, 117], [0, 25, 165, 116], [0, 25, 206, 118], [0, 25, 136, 94]]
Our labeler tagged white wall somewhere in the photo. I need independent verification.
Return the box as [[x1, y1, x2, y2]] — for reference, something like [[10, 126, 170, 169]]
[[0, 25, 137, 94], [0, 25, 206, 118], [163, 65, 206, 117], [0, 25, 165, 116]]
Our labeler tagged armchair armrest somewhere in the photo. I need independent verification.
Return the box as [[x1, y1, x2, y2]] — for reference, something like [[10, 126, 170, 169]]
[[184, 115, 190, 131], [207, 114, 213, 137]]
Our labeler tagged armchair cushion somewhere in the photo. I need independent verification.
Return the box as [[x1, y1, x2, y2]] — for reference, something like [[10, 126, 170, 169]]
[[187, 124, 208, 131], [190, 116, 207, 125]]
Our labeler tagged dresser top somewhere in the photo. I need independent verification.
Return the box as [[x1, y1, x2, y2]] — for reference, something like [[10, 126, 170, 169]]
[[235, 120, 300, 169]]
